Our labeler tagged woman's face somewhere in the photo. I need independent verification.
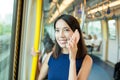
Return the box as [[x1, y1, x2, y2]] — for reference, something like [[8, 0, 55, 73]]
[[55, 19, 73, 48]]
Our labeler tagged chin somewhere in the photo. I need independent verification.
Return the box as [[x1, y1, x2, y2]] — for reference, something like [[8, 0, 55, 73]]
[[59, 44, 67, 48]]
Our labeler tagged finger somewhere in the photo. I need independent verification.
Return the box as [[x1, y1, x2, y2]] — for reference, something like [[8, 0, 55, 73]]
[[67, 42, 71, 51], [69, 40, 74, 48], [68, 43, 72, 49], [73, 37, 76, 43], [31, 48, 40, 56], [66, 39, 69, 48], [70, 38, 76, 47], [73, 37, 77, 44], [36, 50, 40, 54]]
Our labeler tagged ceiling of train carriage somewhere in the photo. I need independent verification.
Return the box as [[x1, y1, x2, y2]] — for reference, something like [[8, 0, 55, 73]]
[[43, 0, 119, 25]]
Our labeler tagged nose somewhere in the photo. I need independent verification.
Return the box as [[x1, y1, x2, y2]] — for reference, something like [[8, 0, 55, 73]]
[[59, 30, 65, 38]]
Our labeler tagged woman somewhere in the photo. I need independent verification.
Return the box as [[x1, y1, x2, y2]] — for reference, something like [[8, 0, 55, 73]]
[[38, 14, 93, 80]]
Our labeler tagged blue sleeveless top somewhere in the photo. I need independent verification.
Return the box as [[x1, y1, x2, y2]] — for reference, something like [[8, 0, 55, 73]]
[[48, 53, 84, 80]]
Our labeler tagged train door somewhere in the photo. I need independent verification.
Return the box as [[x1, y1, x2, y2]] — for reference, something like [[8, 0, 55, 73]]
[[107, 19, 118, 64]]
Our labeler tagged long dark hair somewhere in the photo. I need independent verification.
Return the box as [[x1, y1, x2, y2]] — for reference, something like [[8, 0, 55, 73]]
[[42, 32, 54, 53], [53, 14, 87, 59]]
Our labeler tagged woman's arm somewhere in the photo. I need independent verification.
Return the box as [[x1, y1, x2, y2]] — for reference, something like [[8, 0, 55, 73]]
[[68, 59, 77, 80], [38, 52, 52, 80], [77, 55, 93, 80], [68, 31, 92, 80], [68, 55, 92, 80]]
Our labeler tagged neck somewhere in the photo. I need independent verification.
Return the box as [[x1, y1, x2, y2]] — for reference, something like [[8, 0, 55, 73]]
[[62, 48, 69, 54]]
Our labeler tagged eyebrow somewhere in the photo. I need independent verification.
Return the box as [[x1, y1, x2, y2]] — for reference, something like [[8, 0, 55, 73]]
[[56, 26, 69, 29], [64, 27, 69, 29]]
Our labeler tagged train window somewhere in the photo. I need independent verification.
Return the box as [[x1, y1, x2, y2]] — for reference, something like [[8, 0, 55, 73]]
[[82, 23, 87, 33], [0, 0, 14, 80], [108, 20, 116, 40], [87, 21, 102, 40]]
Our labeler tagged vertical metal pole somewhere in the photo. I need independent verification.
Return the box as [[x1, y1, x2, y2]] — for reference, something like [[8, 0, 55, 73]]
[[30, 0, 42, 80]]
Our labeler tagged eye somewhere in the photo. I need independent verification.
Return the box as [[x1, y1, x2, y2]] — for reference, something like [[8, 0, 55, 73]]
[[64, 28, 70, 32], [55, 29, 59, 32]]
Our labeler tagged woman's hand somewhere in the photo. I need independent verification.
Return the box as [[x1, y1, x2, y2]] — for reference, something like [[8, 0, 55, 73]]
[[31, 48, 42, 80], [31, 48, 40, 56], [68, 29, 79, 61], [68, 36, 78, 61]]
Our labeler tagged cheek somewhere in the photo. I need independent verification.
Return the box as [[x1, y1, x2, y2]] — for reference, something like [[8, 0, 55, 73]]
[[65, 32, 73, 39], [55, 33, 59, 40]]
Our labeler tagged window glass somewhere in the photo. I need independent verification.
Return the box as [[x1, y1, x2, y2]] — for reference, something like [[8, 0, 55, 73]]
[[82, 23, 87, 33], [0, 0, 14, 80], [108, 20, 116, 40], [87, 21, 102, 40]]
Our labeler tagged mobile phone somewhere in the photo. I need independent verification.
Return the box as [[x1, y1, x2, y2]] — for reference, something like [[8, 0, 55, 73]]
[[72, 29, 80, 44]]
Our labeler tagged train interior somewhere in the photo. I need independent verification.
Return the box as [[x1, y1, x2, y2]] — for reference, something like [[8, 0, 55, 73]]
[[0, 0, 120, 80]]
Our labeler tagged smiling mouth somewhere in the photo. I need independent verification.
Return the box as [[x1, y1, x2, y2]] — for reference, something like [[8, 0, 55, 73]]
[[59, 40, 67, 44]]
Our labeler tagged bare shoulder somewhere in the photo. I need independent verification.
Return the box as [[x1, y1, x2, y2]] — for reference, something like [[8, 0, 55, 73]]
[[84, 55, 93, 63], [44, 51, 53, 63], [77, 55, 93, 79], [82, 55, 93, 66]]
